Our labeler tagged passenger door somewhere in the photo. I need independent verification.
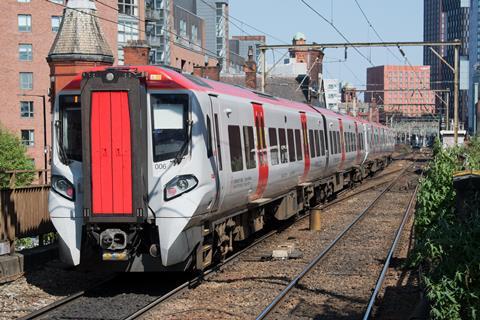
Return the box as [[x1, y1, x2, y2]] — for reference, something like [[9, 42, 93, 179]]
[[208, 95, 225, 212]]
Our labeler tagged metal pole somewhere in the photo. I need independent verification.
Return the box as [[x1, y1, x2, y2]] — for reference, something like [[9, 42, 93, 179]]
[[454, 45, 459, 144], [261, 49, 266, 93], [445, 91, 450, 130], [42, 95, 48, 184]]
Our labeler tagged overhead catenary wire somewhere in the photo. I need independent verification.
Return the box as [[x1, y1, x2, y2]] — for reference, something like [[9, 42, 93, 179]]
[[300, 0, 374, 66], [48, 0, 250, 66], [352, 0, 403, 63]]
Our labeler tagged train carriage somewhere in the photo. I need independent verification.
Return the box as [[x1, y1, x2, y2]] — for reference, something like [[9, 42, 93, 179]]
[[49, 66, 394, 271]]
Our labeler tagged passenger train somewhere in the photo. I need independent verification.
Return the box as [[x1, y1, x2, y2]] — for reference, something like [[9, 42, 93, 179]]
[[49, 66, 395, 271]]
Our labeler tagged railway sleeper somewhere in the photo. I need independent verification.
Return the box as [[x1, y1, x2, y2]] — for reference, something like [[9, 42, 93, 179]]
[[194, 160, 389, 271]]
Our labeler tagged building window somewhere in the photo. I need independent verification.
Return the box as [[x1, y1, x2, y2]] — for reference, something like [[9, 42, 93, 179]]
[[19, 72, 33, 90], [118, 0, 138, 16], [18, 0, 31, 3], [51, 16, 62, 32], [191, 25, 199, 46], [49, 0, 64, 3], [18, 14, 31, 32], [20, 101, 34, 118], [118, 21, 139, 44], [21, 130, 34, 146], [19, 44, 32, 61]]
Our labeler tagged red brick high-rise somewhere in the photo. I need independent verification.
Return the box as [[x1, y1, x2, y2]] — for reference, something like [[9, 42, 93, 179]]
[[0, 0, 117, 170], [366, 65, 435, 117]]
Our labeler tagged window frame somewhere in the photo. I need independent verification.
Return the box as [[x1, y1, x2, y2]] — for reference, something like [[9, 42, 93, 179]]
[[287, 129, 296, 162], [20, 101, 34, 118], [294, 129, 303, 161], [268, 127, 279, 165], [228, 125, 243, 172], [19, 72, 33, 90], [243, 126, 256, 170], [18, 14, 31, 32], [19, 43, 33, 61], [21, 129, 34, 147]]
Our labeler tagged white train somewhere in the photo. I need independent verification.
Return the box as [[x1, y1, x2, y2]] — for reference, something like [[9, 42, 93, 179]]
[[49, 66, 395, 271]]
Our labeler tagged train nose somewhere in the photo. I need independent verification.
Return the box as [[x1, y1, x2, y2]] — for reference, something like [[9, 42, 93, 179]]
[[100, 229, 127, 250]]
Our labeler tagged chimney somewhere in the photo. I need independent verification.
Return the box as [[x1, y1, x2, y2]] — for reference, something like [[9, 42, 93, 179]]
[[193, 64, 220, 81], [306, 49, 324, 103], [243, 46, 257, 90], [124, 40, 150, 65], [46, 0, 114, 101]]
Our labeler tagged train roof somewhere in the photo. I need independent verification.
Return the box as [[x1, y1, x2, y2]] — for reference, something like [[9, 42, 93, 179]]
[[62, 65, 389, 129]]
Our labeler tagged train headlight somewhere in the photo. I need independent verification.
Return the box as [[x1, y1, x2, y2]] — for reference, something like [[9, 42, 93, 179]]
[[51, 175, 75, 201], [164, 175, 198, 201]]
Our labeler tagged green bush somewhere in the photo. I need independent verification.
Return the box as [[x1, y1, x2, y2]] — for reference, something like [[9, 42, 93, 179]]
[[412, 138, 480, 319], [0, 127, 35, 188]]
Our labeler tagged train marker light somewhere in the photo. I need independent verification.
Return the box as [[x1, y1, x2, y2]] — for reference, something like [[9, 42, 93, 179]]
[[150, 74, 163, 81], [164, 174, 198, 200]]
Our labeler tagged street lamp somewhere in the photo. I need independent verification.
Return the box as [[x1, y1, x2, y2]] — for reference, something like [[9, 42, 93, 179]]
[[17, 94, 48, 184]]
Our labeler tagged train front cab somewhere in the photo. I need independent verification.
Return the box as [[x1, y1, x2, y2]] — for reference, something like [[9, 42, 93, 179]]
[[49, 68, 214, 271]]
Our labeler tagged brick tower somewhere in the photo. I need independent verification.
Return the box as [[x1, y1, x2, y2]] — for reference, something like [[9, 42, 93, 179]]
[[46, 0, 114, 102]]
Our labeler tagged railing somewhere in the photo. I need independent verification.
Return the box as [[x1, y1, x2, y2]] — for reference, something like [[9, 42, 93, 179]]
[[0, 170, 53, 254], [1, 169, 50, 188]]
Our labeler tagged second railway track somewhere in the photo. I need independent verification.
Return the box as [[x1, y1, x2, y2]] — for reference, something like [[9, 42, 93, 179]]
[[19, 157, 420, 320]]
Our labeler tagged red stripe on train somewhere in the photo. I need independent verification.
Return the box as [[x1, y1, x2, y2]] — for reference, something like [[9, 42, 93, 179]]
[[300, 113, 310, 183], [252, 103, 269, 200]]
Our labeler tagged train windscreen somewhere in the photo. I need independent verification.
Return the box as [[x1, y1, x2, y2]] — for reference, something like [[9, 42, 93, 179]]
[[59, 95, 82, 162], [151, 94, 189, 162]]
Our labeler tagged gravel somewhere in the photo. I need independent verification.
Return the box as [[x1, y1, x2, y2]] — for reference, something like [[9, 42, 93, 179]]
[[141, 160, 420, 320]]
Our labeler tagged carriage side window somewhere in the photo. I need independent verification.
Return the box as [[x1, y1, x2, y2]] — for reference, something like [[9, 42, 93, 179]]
[[336, 131, 340, 154], [332, 131, 337, 154], [309, 130, 316, 158], [214, 114, 223, 170], [287, 129, 296, 162], [344, 132, 348, 152], [279, 128, 288, 163], [151, 94, 188, 162], [228, 125, 243, 172], [206, 115, 213, 158], [314, 130, 320, 157], [59, 95, 82, 162], [329, 131, 334, 154], [319, 130, 324, 155], [269, 128, 279, 165], [294, 129, 303, 161], [243, 126, 256, 169]]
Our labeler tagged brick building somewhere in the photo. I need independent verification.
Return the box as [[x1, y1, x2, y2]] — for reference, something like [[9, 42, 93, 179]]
[[0, 0, 117, 170], [366, 65, 435, 118]]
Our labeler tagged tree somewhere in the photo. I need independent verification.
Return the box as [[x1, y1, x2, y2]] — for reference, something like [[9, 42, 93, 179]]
[[0, 127, 35, 188]]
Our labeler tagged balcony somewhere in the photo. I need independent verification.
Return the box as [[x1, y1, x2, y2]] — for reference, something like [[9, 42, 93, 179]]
[[147, 35, 162, 47], [146, 8, 161, 21]]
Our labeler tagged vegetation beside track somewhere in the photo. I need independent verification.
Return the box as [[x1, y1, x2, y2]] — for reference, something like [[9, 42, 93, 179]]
[[412, 138, 480, 319]]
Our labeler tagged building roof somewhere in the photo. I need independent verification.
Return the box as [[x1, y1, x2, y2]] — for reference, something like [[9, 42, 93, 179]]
[[47, 0, 113, 63], [293, 32, 306, 41]]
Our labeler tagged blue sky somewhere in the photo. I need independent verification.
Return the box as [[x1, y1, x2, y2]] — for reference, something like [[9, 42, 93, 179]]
[[229, 0, 423, 87]]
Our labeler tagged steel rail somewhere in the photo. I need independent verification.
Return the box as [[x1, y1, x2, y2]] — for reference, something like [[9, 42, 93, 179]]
[[124, 161, 412, 319], [18, 275, 118, 320], [255, 162, 416, 320], [21, 159, 410, 320], [362, 174, 422, 319]]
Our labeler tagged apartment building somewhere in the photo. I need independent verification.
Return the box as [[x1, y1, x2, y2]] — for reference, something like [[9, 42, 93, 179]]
[[0, 0, 117, 170]]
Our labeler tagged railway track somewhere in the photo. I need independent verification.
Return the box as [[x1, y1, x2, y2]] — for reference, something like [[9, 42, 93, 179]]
[[19, 158, 415, 320], [255, 160, 421, 319]]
